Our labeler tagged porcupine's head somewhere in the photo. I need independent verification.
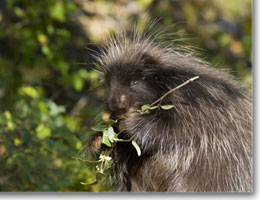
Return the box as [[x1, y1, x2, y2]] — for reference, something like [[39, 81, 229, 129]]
[[95, 34, 186, 120]]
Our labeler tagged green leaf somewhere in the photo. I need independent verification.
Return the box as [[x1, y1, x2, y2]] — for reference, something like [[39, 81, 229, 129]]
[[48, 101, 65, 116], [141, 104, 150, 110], [4, 111, 12, 120], [80, 180, 98, 185], [72, 75, 84, 91], [14, 138, 21, 146], [142, 109, 150, 115], [102, 130, 112, 147], [103, 159, 113, 171], [37, 33, 47, 45], [160, 105, 175, 110], [36, 123, 51, 140], [50, 2, 65, 22], [38, 101, 48, 114], [91, 120, 117, 132], [18, 86, 40, 98], [72, 157, 101, 166], [80, 172, 106, 185], [64, 116, 78, 131], [107, 126, 116, 142], [75, 141, 83, 150], [131, 140, 141, 156], [41, 46, 52, 57], [89, 70, 99, 85], [113, 133, 118, 140], [102, 129, 108, 136], [78, 69, 89, 79], [103, 120, 117, 126], [102, 136, 112, 147], [149, 106, 158, 110], [14, 7, 25, 18], [91, 124, 108, 132], [139, 104, 158, 114]]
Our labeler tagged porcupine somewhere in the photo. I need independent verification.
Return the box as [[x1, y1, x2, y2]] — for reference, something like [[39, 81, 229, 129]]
[[88, 31, 252, 192]]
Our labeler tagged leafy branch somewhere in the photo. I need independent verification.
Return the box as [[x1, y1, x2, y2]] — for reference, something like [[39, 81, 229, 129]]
[[73, 119, 140, 185], [133, 76, 199, 114], [74, 76, 199, 185]]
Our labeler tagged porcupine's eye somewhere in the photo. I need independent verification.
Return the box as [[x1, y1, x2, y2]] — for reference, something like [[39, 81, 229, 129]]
[[130, 71, 146, 88], [130, 79, 140, 87]]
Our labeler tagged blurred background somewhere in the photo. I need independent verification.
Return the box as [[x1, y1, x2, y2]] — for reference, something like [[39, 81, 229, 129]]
[[0, 0, 252, 192]]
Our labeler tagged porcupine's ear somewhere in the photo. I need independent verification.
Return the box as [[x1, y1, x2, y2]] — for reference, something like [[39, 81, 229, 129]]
[[140, 52, 158, 67]]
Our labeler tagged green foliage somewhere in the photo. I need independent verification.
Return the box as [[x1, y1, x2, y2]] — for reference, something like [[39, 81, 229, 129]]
[[0, 98, 84, 191], [74, 119, 141, 186], [0, 0, 105, 192]]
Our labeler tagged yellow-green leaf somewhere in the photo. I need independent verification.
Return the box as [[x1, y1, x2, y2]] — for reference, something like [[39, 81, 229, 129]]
[[80, 171, 105, 185], [36, 123, 51, 140], [91, 124, 108, 132], [149, 106, 158, 110], [75, 141, 83, 150], [18, 86, 40, 98], [72, 157, 101, 166], [132, 140, 141, 156], [14, 138, 21, 146], [141, 104, 150, 110], [50, 2, 65, 22], [160, 105, 175, 110], [102, 129, 112, 147], [107, 126, 116, 142]]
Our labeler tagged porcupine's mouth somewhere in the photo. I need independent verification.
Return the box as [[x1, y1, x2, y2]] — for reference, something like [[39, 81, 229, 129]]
[[110, 109, 126, 121], [110, 106, 138, 119], [109, 112, 125, 134]]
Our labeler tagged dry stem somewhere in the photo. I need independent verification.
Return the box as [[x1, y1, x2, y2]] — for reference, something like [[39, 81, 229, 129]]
[[150, 76, 199, 107]]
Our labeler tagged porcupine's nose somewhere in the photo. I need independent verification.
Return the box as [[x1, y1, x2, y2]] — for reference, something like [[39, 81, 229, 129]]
[[109, 94, 128, 111]]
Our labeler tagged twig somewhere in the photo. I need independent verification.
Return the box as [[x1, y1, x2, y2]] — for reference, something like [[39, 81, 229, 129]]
[[150, 76, 199, 107], [100, 155, 106, 173]]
